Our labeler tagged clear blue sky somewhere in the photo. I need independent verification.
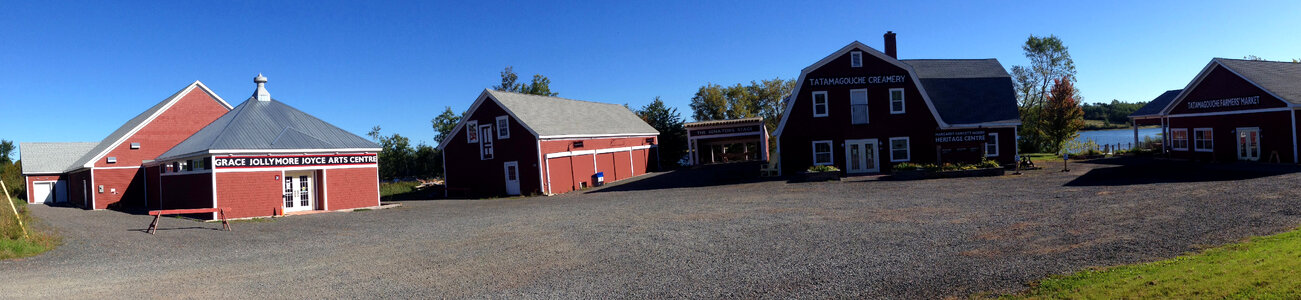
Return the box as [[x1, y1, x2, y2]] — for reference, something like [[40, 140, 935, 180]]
[[4, 0, 1299, 159]]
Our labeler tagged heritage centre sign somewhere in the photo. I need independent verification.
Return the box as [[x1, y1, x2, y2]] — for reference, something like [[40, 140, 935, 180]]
[[807, 75, 906, 86], [213, 154, 378, 168], [1186, 96, 1260, 110], [934, 130, 987, 143]]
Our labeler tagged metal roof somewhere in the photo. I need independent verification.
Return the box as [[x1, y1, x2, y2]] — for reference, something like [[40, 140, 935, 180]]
[[158, 97, 380, 160], [486, 90, 659, 138], [901, 59, 1021, 125], [1130, 89, 1182, 118], [19, 142, 98, 174]]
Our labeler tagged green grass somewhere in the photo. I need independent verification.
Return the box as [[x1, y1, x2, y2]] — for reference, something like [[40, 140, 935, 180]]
[[1, 197, 60, 260], [1010, 227, 1301, 299], [380, 181, 420, 197]]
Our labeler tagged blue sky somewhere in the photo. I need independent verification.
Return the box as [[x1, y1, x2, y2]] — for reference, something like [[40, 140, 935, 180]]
[[3, 0, 1299, 159]]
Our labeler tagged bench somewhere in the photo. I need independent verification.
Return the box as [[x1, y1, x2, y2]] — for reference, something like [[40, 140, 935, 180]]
[[146, 208, 231, 234]]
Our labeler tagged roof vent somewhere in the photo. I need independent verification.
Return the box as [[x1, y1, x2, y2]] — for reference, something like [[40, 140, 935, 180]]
[[254, 73, 271, 101]]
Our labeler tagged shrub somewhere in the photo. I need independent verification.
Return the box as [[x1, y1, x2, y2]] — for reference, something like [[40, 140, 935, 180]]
[[893, 162, 923, 171], [807, 165, 840, 173]]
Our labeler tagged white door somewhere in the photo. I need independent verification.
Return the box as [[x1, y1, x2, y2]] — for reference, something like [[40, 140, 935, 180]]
[[1237, 128, 1261, 161], [283, 171, 315, 212], [504, 161, 521, 195], [32, 182, 54, 205], [844, 139, 880, 174]]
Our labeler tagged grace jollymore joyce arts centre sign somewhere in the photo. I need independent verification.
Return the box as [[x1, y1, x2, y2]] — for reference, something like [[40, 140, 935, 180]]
[[213, 154, 378, 168]]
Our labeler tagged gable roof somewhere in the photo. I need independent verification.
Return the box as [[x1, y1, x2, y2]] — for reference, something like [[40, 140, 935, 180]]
[[19, 142, 98, 174], [1214, 58, 1301, 104], [1129, 89, 1182, 118], [74, 81, 232, 169], [901, 59, 1020, 125], [157, 97, 380, 161], [438, 90, 659, 149]]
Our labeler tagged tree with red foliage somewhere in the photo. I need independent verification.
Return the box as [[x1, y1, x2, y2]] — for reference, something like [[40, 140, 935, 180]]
[[1040, 76, 1085, 153]]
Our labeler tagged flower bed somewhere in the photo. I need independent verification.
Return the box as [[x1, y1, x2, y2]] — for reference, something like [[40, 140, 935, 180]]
[[799, 165, 842, 182], [890, 160, 1005, 180]]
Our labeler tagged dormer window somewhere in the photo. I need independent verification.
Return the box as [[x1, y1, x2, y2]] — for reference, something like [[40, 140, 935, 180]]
[[130, 143, 140, 149], [850, 51, 863, 68]]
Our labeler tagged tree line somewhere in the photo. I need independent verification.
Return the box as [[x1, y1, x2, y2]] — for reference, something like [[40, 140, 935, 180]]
[[1082, 100, 1148, 126]]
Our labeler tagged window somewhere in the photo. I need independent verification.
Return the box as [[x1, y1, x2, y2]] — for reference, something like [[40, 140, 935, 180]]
[[812, 91, 828, 117], [1194, 128, 1214, 152], [130, 143, 140, 149], [889, 88, 905, 114], [573, 141, 584, 148], [106, 157, 117, 164], [812, 141, 833, 165], [179, 160, 189, 172], [172, 162, 179, 172], [1170, 128, 1189, 151], [197, 158, 207, 170], [889, 137, 910, 162], [986, 133, 999, 157], [850, 51, 863, 68], [466, 120, 479, 143], [496, 115, 510, 139], [850, 89, 868, 124]]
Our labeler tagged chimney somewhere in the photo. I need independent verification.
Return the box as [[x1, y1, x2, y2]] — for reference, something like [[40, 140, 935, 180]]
[[253, 73, 270, 101], [884, 31, 897, 59]]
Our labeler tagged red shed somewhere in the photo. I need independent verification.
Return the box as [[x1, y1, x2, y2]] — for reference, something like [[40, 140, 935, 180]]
[[440, 90, 660, 197], [774, 32, 1021, 176]]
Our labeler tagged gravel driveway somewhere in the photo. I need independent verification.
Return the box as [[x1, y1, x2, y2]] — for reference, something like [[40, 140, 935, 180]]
[[4, 157, 1300, 298]]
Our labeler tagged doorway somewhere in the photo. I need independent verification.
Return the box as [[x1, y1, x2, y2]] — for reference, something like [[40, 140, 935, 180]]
[[844, 139, 880, 174], [1236, 127, 1260, 161], [283, 171, 316, 212], [503, 161, 520, 195]]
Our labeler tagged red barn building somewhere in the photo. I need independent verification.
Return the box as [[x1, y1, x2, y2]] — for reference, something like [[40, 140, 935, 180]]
[[22, 75, 381, 219], [1129, 58, 1301, 163], [21, 81, 233, 207], [440, 90, 660, 197], [774, 32, 1020, 175]]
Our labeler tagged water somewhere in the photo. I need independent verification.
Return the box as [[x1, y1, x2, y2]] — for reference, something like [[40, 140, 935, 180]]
[[1074, 127, 1162, 148]]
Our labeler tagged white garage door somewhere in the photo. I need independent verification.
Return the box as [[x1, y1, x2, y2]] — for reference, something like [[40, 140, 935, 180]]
[[32, 182, 55, 205]]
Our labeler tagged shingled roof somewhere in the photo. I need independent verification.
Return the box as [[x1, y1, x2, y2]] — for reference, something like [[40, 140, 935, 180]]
[[1213, 58, 1301, 104], [158, 97, 379, 161], [901, 59, 1021, 125], [1130, 89, 1182, 118], [19, 142, 98, 174]]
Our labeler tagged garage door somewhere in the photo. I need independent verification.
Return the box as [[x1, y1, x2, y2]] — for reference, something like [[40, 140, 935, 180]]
[[32, 182, 54, 205]]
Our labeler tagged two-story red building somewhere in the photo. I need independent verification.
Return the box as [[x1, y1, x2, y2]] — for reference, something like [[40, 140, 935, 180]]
[[440, 90, 659, 197], [774, 32, 1020, 175]]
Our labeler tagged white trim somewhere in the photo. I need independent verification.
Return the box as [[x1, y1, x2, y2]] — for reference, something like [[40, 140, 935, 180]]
[[81, 81, 232, 168], [374, 166, 381, 206], [90, 169, 96, 210], [496, 115, 510, 139], [850, 51, 863, 68], [158, 149, 380, 161], [544, 146, 652, 159], [161, 170, 213, 176], [213, 164, 378, 173], [24, 176, 30, 204], [437, 90, 543, 150], [888, 137, 910, 162], [1193, 128, 1214, 152], [889, 88, 906, 114], [985, 133, 999, 157], [849, 88, 868, 124], [478, 124, 494, 160], [323, 169, 329, 210], [537, 140, 546, 195], [1236, 127, 1263, 161], [812, 91, 829, 118], [538, 133, 660, 140], [465, 120, 480, 143], [811, 140, 833, 166], [843, 139, 880, 173], [1164, 107, 1291, 118], [1160, 59, 1295, 116], [210, 166, 218, 219], [91, 165, 143, 170], [1170, 128, 1190, 151], [30, 180, 56, 204], [774, 41, 953, 137], [1292, 111, 1298, 163], [688, 131, 765, 141]]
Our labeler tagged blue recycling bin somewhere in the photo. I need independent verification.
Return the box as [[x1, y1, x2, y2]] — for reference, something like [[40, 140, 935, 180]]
[[593, 172, 605, 187]]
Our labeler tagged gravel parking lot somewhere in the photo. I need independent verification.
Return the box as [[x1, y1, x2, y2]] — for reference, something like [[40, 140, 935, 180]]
[[4, 157, 1301, 298]]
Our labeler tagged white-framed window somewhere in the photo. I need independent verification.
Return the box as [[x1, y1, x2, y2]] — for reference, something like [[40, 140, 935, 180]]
[[812, 91, 828, 117], [889, 88, 905, 114], [850, 89, 868, 124], [496, 115, 510, 139], [850, 51, 863, 68], [130, 142, 140, 149], [986, 133, 999, 157], [1170, 128, 1189, 151], [812, 140, 833, 166], [1194, 128, 1214, 152], [466, 120, 479, 143], [889, 137, 910, 162], [180, 160, 189, 171], [106, 157, 117, 163]]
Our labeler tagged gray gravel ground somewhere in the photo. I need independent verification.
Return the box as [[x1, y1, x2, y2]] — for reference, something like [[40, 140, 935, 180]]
[[4, 157, 1301, 299]]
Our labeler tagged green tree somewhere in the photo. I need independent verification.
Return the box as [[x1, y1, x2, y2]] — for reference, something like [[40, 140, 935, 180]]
[[689, 83, 730, 121], [493, 66, 558, 96], [0, 140, 14, 165], [689, 78, 793, 124], [634, 97, 687, 168], [368, 126, 417, 180], [1042, 76, 1085, 153], [412, 143, 441, 178], [1010, 35, 1077, 153], [1, 161, 21, 200], [431, 106, 462, 145]]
